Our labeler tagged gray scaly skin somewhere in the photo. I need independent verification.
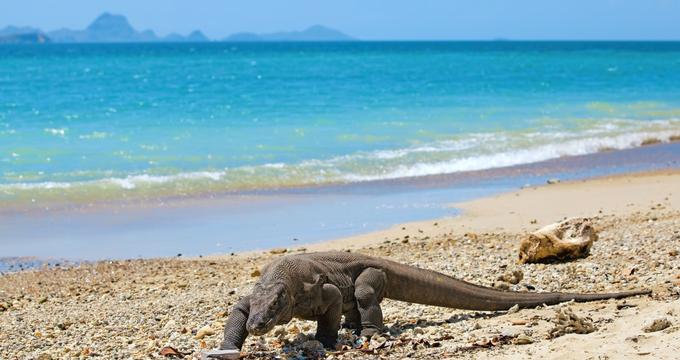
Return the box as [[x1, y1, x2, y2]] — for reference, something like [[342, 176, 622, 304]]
[[219, 251, 650, 351]]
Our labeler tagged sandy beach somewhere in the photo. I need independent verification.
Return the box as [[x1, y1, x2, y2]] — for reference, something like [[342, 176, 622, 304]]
[[1, 169, 679, 359]]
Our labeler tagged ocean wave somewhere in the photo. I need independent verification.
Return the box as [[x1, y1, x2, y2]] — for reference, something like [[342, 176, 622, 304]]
[[2, 118, 679, 202]]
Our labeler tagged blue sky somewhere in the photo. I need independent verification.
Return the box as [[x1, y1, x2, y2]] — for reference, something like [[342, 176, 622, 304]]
[[1, 0, 679, 40]]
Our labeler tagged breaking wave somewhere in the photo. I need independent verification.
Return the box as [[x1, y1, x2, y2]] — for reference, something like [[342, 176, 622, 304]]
[[2, 118, 679, 204]]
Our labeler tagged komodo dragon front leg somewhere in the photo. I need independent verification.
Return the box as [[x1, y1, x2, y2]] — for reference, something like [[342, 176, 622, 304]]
[[219, 295, 251, 350], [314, 283, 343, 347], [300, 274, 344, 347], [354, 267, 387, 337]]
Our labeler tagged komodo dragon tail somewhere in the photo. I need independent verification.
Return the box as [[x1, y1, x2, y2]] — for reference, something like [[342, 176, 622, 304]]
[[381, 261, 650, 311]]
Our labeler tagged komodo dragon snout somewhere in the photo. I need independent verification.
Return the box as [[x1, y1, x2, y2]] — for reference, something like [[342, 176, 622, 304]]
[[245, 282, 291, 335]]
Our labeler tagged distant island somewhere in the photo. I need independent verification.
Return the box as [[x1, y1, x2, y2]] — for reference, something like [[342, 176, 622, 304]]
[[225, 25, 354, 42], [0, 13, 355, 44]]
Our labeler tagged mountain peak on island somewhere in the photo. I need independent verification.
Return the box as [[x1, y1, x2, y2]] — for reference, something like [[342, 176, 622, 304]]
[[87, 13, 134, 33], [45, 12, 208, 43], [224, 25, 355, 42], [84, 13, 139, 41]]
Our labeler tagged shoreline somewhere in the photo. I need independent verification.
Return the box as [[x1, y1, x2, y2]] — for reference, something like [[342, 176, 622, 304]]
[[276, 167, 680, 255], [1, 141, 679, 265]]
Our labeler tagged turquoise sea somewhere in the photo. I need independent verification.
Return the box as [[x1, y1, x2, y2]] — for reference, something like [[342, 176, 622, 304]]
[[1, 42, 680, 263], [2, 41, 680, 207]]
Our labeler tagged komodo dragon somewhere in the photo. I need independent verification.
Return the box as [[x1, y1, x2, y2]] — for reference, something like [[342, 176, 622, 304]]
[[217, 251, 650, 352]]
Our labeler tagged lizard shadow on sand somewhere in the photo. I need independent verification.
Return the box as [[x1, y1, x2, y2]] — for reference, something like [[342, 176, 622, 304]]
[[382, 311, 508, 337]]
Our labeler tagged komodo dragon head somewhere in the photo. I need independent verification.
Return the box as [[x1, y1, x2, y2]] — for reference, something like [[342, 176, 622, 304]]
[[246, 281, 292, 335]]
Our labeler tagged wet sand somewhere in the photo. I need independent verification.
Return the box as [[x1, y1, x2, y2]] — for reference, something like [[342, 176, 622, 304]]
[[1, 169, 679, 359]]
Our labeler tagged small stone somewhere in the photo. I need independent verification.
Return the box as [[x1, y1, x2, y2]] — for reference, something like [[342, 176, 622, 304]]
[[510, 319, 528, 325], [546, 178, 560, 184], [669, 250, 678, 257], [270, 248, 287, 255], [507, 304, 520, 314], [250, 269, 261, 277], [301, 340, 324, 357], [497, 270, 524, 285], [501, 328, 520, 337], [493, 282, 510, 290], [195, 326, 215, 339], [162, 320, 177, 333], [514, 335, 533, 345], [643, 318, 671, 333]]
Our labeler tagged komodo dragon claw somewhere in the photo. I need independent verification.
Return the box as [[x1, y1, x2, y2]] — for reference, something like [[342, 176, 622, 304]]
[[201, 349, 240, 360]]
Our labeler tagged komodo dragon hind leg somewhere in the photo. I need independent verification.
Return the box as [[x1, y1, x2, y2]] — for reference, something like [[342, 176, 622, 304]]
[[354, 267, 387, 337], [315, 284, 343, 348]]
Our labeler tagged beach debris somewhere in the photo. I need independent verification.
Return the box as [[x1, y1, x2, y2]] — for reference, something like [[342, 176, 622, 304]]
[[519, 218, 596, 263], [471, 334, 513, 348], [270, 248, 287, 255], [159, 346, 187, 357], [195, 325, 215, 339], [548, 307, 596, 338], [643, 318, 672, 333], [546, 178, 561, 184], [250, 269, 261, 277]]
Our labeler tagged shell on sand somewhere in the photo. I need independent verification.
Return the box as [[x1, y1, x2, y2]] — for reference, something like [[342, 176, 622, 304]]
[[519, 218, 597, 264]]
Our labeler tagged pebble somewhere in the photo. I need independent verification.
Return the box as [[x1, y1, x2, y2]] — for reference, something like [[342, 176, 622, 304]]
[[643, 318, 672, 333], [301, 340, 324, 356], [514, 334, 533, 345], [195, 326, 215, 339]]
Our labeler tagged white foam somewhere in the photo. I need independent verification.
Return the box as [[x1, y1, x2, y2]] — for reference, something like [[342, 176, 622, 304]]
[[3, 118, 679, 195], [342, 129, 680, 182]]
